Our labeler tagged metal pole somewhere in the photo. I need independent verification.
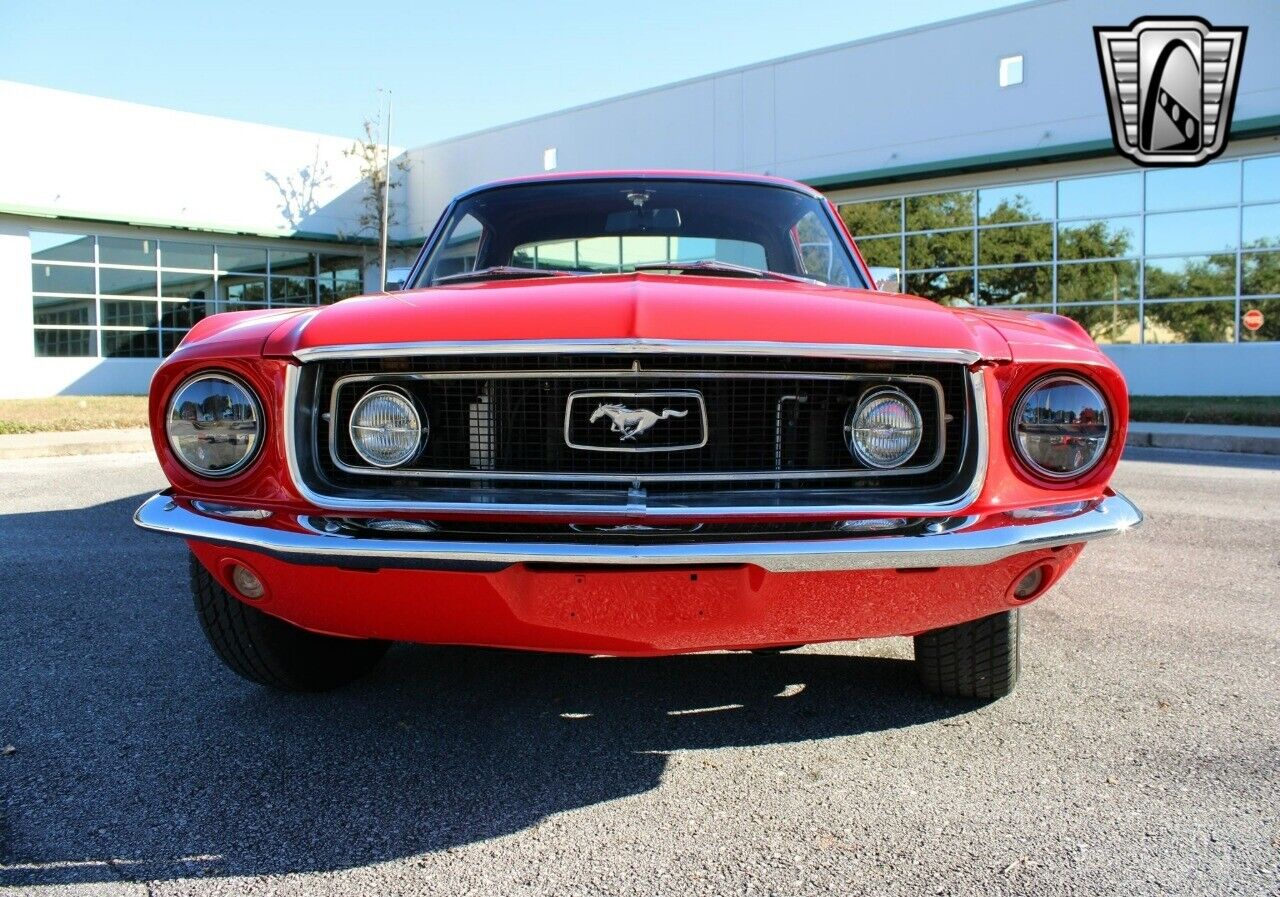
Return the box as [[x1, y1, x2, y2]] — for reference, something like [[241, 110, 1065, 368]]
[[379, 92, 393, 291]]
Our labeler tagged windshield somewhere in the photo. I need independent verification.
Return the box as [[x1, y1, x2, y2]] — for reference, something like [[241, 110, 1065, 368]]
[[411, 179, 867, 288]]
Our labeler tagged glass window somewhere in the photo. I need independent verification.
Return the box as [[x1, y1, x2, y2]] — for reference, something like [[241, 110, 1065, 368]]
[[34, 297, 95, 326], [98, 236, 156, 267], [978, 223, 1052, 265], [904, 270, 973, 305], [1145, 255, 1235, 299], [161, 272, 215, 300], [100, 267, 158, 297], [856, 236, 901, 269], [1146, 161, 1239, 211], [978, 182, 1053, 224], [218, 245, 268, 273], [270, 276, 316, 305], [977, 265, 1051, 305], [101, 330, 159, 358], [1145, 208, 1237, 256], [906, 231, 972, 269], [268, 249, 312, 272], [1244, 156, 1280, 203], [221, 276, 267, 305], [1144, 300, 1236, 343], [160, 241, 214, 270], [1058, 172, 1141, 219], [32, 263, 94, 295], [318, 255, 364, 303], [839, 198, 901, 236], [1058, 260, 1139, 302], [620, 236, 668, 270], [31, 231, 94, 263], [1057, 217, 1139, 260], [162, 331, 187, 356], [905, 191, 973, 231], [1242, 251, 1280, 295], [1240, 299, 1279, 342], [34, 329, 96, 357], [1057, 303, 1140, 344], [1242, 203, 1280, 250], [102, 299, 158, 328], [159, 301, 209, 329]]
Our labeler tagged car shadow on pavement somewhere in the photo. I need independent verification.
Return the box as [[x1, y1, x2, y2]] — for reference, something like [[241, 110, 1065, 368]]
[[0, 493, 977, 887]]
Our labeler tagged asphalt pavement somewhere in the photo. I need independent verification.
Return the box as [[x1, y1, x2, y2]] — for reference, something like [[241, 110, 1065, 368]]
[[1, 448, 1277, 896]]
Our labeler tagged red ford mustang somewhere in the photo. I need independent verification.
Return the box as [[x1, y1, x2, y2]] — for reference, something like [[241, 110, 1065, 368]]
[[135, 171, 1142, 698]]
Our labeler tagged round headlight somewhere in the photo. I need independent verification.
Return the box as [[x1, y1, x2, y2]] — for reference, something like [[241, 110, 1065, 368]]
[[845, 388, 923, 469], [1011, 374, 1110, 479], [349, 388, 425, 468], [166, 372, 263, 477]]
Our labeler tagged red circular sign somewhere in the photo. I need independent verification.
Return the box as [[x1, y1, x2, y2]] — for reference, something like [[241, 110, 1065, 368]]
[[1243, 308, 1264, 332]]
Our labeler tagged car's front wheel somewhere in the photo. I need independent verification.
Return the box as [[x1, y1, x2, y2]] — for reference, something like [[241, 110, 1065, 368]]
[[190, 554, 389, 691], [913, 609, 1020, 699]]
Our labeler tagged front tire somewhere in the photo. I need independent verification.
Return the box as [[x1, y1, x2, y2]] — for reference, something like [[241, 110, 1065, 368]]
[[914, 610, 1020, 699], [190, 554, 389, 691]]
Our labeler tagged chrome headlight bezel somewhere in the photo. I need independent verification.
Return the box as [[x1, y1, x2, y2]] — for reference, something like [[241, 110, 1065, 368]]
[[348, 387, 426, 468], [1009, 373, 1111, 480], [165, 371, 264, 478], [844, 386, 924, 470]]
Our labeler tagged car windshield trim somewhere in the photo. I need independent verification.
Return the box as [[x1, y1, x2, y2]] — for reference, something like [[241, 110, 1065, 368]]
[[433, 266, 580, 285]]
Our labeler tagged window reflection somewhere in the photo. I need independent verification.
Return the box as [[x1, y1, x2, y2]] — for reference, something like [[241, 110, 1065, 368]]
[[977, 265, 1051, 305], [1057, 172, 1141, 219], [1144, 300, 1236, 343], [1057, 217, 1139, 260], [855, 236, 901, 269], [905, 270, 973, 305], [1242, 252, 1280, 295], [1244, 157, 1280, 203], [905, 191, 974, 231], [1058, 260, 1139, 302], [31, 231, 94, 263], [1145, 255, 1235, 299], [839, 198, 900, 236], [1243, 204, 1280, 249], [978, 223, 1053, 265], [1146, 162, 1239, 211], [978, 182, 1054, 224], [1145, 208, 1237, 256]]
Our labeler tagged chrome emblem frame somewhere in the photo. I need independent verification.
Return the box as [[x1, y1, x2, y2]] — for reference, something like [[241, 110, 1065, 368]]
[[565, 390, 708, 452], [1094, 16, 1247, 167]]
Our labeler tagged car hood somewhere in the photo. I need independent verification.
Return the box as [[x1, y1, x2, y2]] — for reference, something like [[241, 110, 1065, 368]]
[[264, 274, 1013, 361]]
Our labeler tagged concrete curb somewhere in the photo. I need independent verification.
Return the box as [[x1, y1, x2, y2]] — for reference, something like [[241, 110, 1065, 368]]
[[0, 428, 153, 460], [1125, 422, 1280, 456]]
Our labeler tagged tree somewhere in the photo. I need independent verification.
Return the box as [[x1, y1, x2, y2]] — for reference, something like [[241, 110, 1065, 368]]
[[343, 113, 410, 245]]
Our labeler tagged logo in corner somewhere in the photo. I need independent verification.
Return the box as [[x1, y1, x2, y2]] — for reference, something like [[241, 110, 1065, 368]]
[[1094, 17, 1247, 167]]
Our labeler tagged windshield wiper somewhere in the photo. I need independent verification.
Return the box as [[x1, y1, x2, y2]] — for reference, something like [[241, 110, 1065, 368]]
[[434, 266, 578, 285], [631, 260, 821, 285]]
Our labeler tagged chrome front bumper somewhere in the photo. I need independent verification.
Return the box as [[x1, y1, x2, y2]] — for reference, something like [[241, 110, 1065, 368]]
[[133, 491, 1143, 574]]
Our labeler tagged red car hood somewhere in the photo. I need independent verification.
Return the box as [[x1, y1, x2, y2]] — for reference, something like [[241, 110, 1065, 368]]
[[265, 274, 1012, 361]]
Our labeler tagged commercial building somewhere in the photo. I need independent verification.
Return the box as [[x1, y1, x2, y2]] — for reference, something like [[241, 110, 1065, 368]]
[[3, 0, 1278, 397]]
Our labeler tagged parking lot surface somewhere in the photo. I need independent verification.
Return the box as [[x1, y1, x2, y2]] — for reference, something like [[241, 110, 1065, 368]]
[[1, 448, 1277, 896]]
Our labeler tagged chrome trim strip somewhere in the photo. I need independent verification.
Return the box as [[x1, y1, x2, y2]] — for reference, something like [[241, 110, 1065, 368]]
[[133, 491, 1142, 573], [293, 338, 983, 366], [284, 364, 989, 517], [323, 369, 947, 482]]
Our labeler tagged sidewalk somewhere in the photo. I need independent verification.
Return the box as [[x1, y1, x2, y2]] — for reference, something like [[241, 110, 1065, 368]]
[[1125, 421, 1280, 456], [0, 427, 152, 460]]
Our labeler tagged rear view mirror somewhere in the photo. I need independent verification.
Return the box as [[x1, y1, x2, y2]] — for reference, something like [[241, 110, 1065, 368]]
[[605, 207, 682, 233]]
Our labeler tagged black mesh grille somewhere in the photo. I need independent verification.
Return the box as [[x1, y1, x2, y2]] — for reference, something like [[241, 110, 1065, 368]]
[[296, 353, 975, 508]]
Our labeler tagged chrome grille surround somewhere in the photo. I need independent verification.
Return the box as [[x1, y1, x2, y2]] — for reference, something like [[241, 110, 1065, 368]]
[[284, 340, 989, 518]]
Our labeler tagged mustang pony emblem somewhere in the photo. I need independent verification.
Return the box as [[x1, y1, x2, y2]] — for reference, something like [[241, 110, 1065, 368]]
[[589, 403, 688, 441]]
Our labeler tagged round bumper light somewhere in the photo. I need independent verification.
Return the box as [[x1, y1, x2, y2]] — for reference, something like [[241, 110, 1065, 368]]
[[166, 372, 263, 477], [349, 388, 425, 468], [845, 388, 923, 469], [230, 564, 265, 600], [1011, 375, 1110, 479]]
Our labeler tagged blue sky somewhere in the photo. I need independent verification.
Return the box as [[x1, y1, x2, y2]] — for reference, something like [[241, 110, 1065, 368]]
[[2, 0, 1020, 148]]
